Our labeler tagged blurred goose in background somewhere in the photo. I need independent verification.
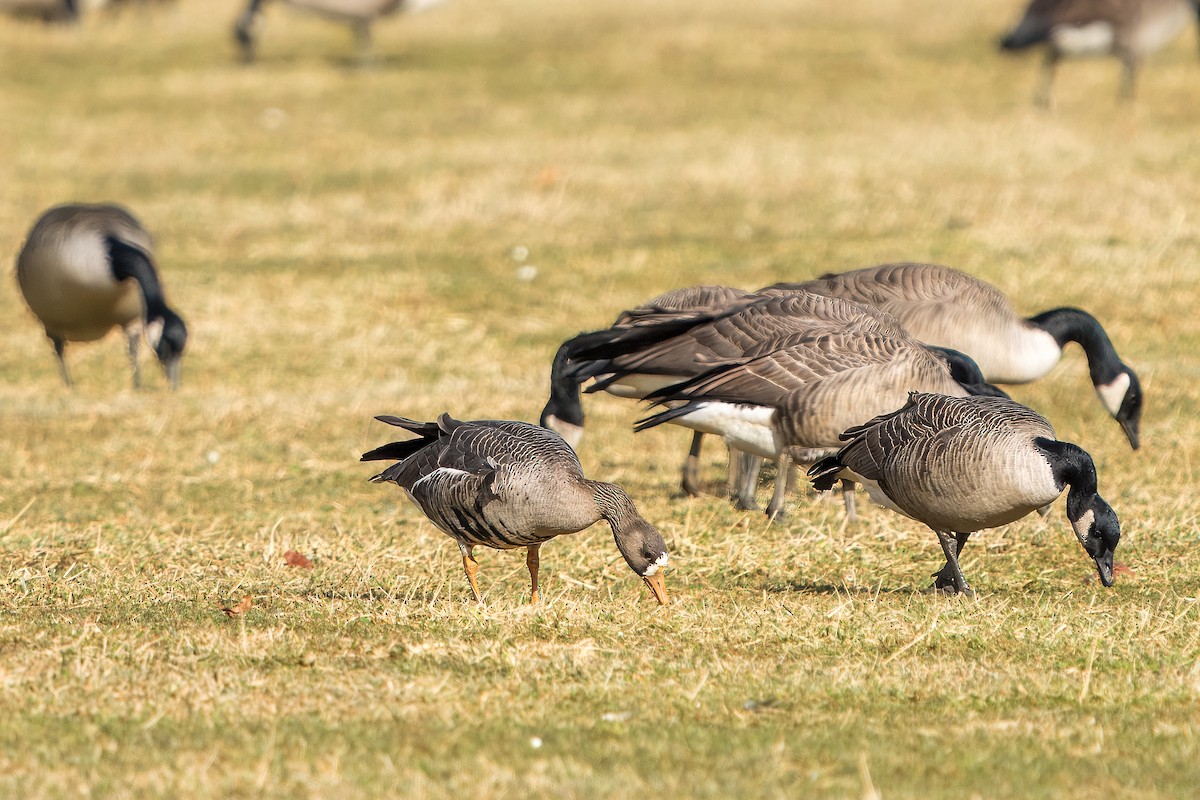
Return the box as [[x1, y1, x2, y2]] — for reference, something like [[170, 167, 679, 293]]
[[998, 0, 1200, 105], [0, 0, 77, 22], [362, 414, 670, 605], [772, 262, 1143, 449], [16, 203, 188, 390], [544, 291, 905, 504], [234, 0, 445, 63], [810, 392, 1121, 595], [637, 331, 1005, 520]]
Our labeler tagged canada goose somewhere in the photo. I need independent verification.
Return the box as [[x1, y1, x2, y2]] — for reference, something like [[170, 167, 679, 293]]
[[772, 263, 1143, 450], [542, 285, 752, 499], [546, 291, 908, 506], [541, 284, 750, 450], [234, 0, 443, 63], [362, 414, 670, 605], [637, 331, 1003, 520], [0, 0, 77, 22], [998, 0, 1200, 105], [15, 203, 188, 390], [809, 392, 1121, 595]]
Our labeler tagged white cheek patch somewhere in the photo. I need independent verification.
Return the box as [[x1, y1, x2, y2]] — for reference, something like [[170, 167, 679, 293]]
[[543, 416, 584, 449], [1071, 508, 1095, 548], [1095, 372, 1131, 418], [642, 551, 669, 576], [144, 317, 164, 349]]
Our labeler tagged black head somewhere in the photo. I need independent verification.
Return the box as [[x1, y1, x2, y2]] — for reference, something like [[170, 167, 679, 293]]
[[148, 309, 188, 390], [1069, 495, 1121, 587], [1094, 365, 1141, 450], [540, 341, 586, 448], [1115, 367, 1142, 450]]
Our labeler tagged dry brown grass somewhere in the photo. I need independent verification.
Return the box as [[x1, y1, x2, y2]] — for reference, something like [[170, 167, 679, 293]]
[[1, 0, 1199, 796]]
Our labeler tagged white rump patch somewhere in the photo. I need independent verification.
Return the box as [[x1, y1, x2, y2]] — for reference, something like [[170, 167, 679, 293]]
[[1052, 22, 1115, 56], [1095, 372, 1130, 418], [668, 402, 778, 458]]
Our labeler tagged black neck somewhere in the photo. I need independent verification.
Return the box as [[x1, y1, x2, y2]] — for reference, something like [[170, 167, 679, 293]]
[[541, 341, 585, 428], [106, 236, 171, 321], [1026, 307, 1123, 385], [1035, 437, 1098, 519]]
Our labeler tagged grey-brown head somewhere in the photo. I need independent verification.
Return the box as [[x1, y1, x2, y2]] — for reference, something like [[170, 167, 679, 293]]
[[612, 514, 670, 606]]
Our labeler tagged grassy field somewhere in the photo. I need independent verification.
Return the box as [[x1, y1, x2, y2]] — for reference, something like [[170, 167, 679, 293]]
[[2, 0, 1200, 796]]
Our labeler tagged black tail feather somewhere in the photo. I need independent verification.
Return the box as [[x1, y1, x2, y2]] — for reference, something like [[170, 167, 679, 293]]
[[633, 402, 703, 433], [808, 455, 844, 491], [362, 415, 446, 475]]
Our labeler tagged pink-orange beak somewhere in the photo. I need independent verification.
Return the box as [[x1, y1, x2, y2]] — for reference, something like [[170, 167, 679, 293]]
[[644, 571, 669, 606]]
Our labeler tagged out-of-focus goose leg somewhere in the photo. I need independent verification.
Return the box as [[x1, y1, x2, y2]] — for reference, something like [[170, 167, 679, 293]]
[[126, 328, 141, 389], [732, 450, 762, 511], [933, 531, 972, 597], [352, 20, 375, 66], [766, 454, 793, 520], [1036, 51, 1059, 109], [841, 479, 857, 522], [1118, 55, 1138, 102], [526, 544, 541, 604], [459, 543, 483, 602], [680, 432, 704, 497], [51, 336, 72, 387]]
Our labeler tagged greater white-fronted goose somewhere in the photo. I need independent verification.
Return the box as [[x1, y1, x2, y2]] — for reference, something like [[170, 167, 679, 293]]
[[362, 414, 670, 605], [809, 392, 1121, 595], [772, 263, 1143, 449], [545, 291, 908, 504], [15, 203, 188, 390], [998, 0, 1199, 105]]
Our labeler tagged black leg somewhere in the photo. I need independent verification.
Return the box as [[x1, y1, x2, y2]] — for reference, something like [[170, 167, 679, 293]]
[[680, 431, 704, 497], [51, 336, 72, 387], [932, 530, 972, 597], [731, 450, 762, 511], [841, 479, 857, 522]]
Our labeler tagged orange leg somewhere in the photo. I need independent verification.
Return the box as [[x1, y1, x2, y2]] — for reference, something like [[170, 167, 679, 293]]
[[526, 544, 542, 604], [459, 544, 482, 603]]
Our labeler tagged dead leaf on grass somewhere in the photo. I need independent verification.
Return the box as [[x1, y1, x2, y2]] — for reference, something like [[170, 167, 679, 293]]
[[284, 550, 313, 570], [221, 596, 253, 617]]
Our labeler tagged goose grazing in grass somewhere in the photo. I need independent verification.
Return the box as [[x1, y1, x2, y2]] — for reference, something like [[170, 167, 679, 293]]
[[541, 284, 750, 451], [809, 392, 1121, 595], [362, 414, 670, 605], [998, 0, 1200, 105], [234, 0, 444, 63], [15, 203, 188, 390], [774, 263, 1143, 449], [637, 331, 1005, 520], [545, 291, 906, 505]]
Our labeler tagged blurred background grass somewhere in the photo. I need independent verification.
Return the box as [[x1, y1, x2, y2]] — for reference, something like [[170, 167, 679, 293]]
[[1, 0, 1199, 797]]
